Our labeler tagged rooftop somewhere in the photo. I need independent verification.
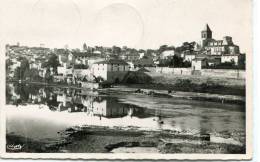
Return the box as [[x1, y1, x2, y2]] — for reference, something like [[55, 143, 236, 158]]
[[193, 58, 207, 61], [95, 59, 129, 65], [221, 54, 241, 56], [72, 52, 100, 58]]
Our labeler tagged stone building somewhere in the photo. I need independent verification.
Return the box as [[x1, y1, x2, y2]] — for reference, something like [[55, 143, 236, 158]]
[[191, 58, 207, 70], [91, 59, 130, 83], [221, 54, 245, 65], [201, 24, 240, 56]]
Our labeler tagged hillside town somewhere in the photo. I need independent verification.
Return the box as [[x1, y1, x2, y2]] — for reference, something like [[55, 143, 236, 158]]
[[6, 24, 246, 88], [5, 21, 247, 154]]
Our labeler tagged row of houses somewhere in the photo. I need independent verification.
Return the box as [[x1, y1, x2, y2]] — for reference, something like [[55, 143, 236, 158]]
[[6, 23, 246, 84]]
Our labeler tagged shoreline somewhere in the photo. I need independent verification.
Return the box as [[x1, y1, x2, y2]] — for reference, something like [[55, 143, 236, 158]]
[[6, 126, 245, 153], [104, 86, 245, 105]]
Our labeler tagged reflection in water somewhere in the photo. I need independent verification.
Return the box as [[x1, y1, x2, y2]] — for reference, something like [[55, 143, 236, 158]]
[[6, 83, 245, 142], [6, 84, 165, 140], [6, 83, 152, 119]]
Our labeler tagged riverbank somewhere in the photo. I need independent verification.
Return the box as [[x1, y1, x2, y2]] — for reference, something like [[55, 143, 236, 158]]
[[123, 81, 245, 97], [101, 86, 245, 105], [124, 71, 245, 96], [6, 126, 245, 153]]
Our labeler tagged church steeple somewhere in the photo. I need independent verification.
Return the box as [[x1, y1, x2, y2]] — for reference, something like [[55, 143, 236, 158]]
[[201, 24, 212, 40], [204, 24, 211, 32]]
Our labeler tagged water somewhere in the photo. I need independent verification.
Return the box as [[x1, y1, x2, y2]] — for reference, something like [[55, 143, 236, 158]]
[[5, 83, 245, 151]]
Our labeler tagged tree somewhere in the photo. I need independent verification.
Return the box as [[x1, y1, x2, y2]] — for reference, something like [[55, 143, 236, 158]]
[[172, 55, 184, 67], [24, 68, 42, 81], [138, 49, 145, 53], [6, 59, 13, 71], [158, 45, 168, 53], [157, 55, 186, 67], [20, 58, 29, 73], [83, 43, 87, 51], [43, 54, 60, 73], [238, 57, 246, 69], [95, 76, 104, 83], [175, 42, 195, 54], [112, 46, 121, 55], [183, 61, 191, 67], [13, 58, 29, 80], [14, 67, 22, 80], [168, 46, 175, 50], [6, 59, 13, 79], [45, 68, 52, 83]]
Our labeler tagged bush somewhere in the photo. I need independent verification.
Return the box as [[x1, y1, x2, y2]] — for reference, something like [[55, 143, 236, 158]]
[[100, 81, 112, 88], [74, 64, 89, 69], [175, 79, 192, 87], [124, 71, 153, 84], [174, 79, 194, 91], [94, 76, 104, 83]]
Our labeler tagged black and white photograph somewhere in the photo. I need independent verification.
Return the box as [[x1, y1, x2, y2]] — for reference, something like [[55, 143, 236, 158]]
[[0, 0, 252, 160]]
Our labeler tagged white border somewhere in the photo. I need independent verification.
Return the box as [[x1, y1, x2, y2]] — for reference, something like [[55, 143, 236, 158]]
[[0, 0, 254, 160]]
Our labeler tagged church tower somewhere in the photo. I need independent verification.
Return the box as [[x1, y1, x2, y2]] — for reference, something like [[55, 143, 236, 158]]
[[201, 24, 212, 40], [201, 24, 212, 47]]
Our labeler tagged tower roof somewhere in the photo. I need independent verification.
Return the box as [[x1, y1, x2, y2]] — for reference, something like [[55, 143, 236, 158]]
[[203, 24, 211, 31]]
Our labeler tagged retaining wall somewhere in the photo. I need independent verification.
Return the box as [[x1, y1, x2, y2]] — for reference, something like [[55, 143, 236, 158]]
[[144, 67, 245, 79], [201, 69, 245, 79]]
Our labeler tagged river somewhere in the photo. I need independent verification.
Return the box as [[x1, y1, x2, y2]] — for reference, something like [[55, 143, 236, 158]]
[[5, 83, 245, 153]]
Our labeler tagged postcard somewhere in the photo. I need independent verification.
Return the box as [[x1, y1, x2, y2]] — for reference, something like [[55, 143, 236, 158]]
[[0, 0, 252, 160]]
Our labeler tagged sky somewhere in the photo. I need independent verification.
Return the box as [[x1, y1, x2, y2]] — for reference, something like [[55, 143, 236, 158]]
[[0, 0, 252, 54]]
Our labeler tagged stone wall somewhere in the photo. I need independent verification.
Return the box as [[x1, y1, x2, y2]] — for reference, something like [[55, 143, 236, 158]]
[[146, 67, 192, 75], [145, 67, 245, 79], [201, 69, 245, 79]]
